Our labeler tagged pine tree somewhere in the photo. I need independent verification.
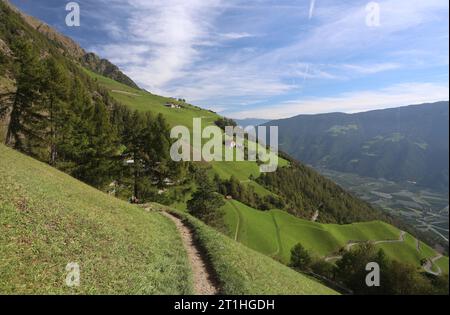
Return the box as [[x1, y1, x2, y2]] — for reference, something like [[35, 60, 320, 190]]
[[40, 57, 69, 164], [122, 110, 146, 199], [290, 243, 312, 271], [55, 78, 118, 188], [144, 113, 171, 187], [187, 174, 225, 225], [5, 39, 45, 151], [86, 99, 119, 187], [55, 77, 92, 173]]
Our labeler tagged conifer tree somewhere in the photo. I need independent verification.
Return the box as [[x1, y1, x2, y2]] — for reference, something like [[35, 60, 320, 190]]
[[75, 95, 119, 187], [41, 57, 69, 164], [5, 39, 45, 151], [187, 173, 225, 225], [122, 110, 146, 199]]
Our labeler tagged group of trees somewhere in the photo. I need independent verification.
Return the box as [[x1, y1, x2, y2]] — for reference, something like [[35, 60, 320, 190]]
[[214, 117, 237, 130], [290, 242, 448, 295], [257, 162, 386, 224], [0, 37, 181, 202], [213, 174, 285, 210], [119, 110, 186, 201]]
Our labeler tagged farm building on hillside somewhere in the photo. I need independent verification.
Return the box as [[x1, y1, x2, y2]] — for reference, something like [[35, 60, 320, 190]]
[[225, 140, 236, 148], [165, 102, 181, 109], [225, 140, 244, 149]]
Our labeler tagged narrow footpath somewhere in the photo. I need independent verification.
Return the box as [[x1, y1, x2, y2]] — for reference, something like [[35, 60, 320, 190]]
[[162, 212, 219, 295]]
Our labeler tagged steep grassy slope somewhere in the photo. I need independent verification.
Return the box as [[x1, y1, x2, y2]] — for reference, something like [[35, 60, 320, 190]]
[[222, 199, 449, 274], [157, 205, 338, 295], [0, 144, 337, 294], [86, 69, 219, 129], [0, 144, 193, 294]]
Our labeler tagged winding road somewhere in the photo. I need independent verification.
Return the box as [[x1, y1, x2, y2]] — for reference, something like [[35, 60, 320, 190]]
[[423, 254, 443, 276], [325, 231, 406, 262], [324, 231, 444, 276]]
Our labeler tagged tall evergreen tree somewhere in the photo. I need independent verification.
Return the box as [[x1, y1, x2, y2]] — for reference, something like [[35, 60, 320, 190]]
[[5, 39, 45, 151], [143, 113, 171, 187], [75, 96, 119, 187], [187, 172, 225, 225], [122, 110, 146, 199], [40, 57, 69, 164]]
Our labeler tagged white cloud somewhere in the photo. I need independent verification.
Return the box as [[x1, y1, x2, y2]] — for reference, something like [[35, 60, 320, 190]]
[[226, 82, 449, 119], [89, 0, 448, 113], [339, 63, 401, 74], [92, 0, 223, 93], [220, 32, 254, 40]]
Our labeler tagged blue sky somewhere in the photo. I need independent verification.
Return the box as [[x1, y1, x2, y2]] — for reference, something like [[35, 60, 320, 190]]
[[11, 0, 449, 119]]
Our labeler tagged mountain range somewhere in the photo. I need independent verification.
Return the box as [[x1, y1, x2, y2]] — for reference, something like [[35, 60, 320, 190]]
[[265, 102, 449, 192]]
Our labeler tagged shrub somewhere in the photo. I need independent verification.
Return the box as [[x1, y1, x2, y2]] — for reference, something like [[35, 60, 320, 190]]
[[290, 243, 312, 271]]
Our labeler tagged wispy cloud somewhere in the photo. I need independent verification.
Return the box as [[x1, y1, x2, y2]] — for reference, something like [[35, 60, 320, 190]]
[[339, 63, 401, 74], [91, 0, 224, 93], [219, 32, 255, 40], [83, 0, 448, 115]]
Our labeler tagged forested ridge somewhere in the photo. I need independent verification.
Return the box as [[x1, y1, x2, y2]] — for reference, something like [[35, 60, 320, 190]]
[[266, 101, 449, 192]]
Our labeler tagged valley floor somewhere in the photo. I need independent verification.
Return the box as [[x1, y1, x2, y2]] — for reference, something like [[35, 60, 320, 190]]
[[317, 167, 449, 245]]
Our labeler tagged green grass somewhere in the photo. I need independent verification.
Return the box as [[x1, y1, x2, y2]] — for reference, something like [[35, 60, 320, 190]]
[[211, 161, 261, 181], [86, 69, 219, 129], [436, 257, 450, 275], [0, 144, 338, 294], [375, 235, 449, 274], [222, 200, 448, 272], [0, 144, 193, 294], [223, 201, 279, 254], [89, 69, 289, 201], [159, 206, 338, 295]]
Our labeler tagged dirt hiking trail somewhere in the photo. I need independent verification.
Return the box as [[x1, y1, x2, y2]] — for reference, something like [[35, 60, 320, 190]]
[[162, 212, 219, 295]]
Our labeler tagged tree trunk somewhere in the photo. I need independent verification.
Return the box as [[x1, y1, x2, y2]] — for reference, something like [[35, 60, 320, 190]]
[[133, 152, 139, 201], [49, 98, 56, 165], [5, 97, 19, 146]]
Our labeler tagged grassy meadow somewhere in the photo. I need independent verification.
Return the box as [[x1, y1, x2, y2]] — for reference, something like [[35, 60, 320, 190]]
[[222, 199, 449, 274], [0, 144, 193, 294]]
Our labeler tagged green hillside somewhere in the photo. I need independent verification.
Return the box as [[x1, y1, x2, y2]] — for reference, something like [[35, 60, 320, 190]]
[[0, 144, 192, 294], [88, 68, 387, 227], [222, 199, 449, 274], [0, 144, 336, 294], [86, 69, 219, 130], [86, 68, 288, 205], [87, 66, 447, 278], [1, 0, 447, 295]]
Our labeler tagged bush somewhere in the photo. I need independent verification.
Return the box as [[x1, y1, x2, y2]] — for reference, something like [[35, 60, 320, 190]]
[[290, 243, 312, 271]]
